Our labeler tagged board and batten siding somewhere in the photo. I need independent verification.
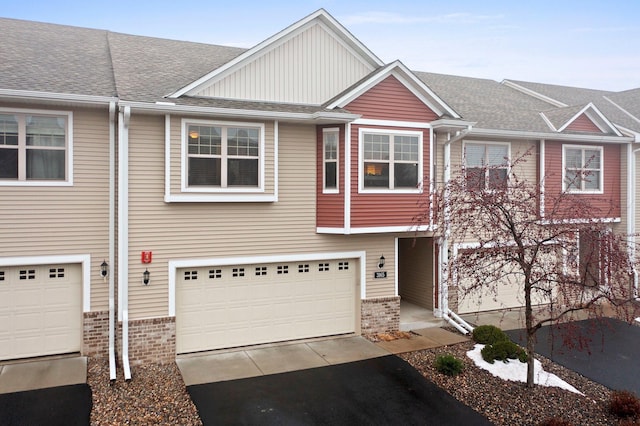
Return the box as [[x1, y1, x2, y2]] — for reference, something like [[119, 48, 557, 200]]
[[194, 22, 374, 105], [127, 117, 399, 320], [544, 141, 621, 219], [0, 106, 111, 311]]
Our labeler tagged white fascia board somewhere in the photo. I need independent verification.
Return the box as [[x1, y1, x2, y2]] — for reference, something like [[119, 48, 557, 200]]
[[616, 125, 640, 143], [119, 101, 358, 123], [469, 127, 633, 144], [168, 9, 383, 99], [501, 80, 567, 107], [558, 102, 622, 136], [539, 112, 558, 132], [168, 250, 367, 316], [431, 119, 476, 131], [327, 61, 460, 119], [0, 89, 117, 105]]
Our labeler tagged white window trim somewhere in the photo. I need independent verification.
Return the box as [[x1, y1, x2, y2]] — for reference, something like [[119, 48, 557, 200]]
[[181, 118, 265, 193], [562, 144, 604, 194], [322, 127, 339, 194], [358, 127, 423, 194], [0, 107, 73, 187], [462, 140, 511, 191]]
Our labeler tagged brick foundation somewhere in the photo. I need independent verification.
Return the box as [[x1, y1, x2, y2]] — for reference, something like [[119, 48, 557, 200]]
[[360, 296, 400, 334], [83, 311, 109, 358], [118, 317, 176, 365]]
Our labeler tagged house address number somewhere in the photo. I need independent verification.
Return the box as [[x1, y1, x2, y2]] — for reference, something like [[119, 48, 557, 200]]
[[374, 271, 387, 279]]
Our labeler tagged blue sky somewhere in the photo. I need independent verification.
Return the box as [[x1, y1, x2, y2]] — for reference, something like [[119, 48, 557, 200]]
[[3, 0, 639, 91]]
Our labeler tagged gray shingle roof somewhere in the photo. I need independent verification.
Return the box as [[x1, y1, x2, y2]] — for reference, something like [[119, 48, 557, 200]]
[[0, 17, 116, 96], [414, 72, 556, 132]]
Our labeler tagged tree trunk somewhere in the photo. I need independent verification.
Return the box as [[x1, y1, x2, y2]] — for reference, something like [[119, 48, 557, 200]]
[[524, 281, 535, 387]]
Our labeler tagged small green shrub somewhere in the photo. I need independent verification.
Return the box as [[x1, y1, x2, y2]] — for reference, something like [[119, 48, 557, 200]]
[[472, 325, 509, 345], [538, 418, 573, 426], [481, 340, 527, 364], [434, 354, 464, 376], [609, 390, 640, 419]]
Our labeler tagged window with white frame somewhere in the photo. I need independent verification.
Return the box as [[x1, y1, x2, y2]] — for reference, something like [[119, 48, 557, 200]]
[[361, 129, 421, 190], [0, 111, 70, 182], [323, 128, 339, 192], [563, 145, 602, 192], [186, 121, 261, 188], [464, 142, 509, 191]]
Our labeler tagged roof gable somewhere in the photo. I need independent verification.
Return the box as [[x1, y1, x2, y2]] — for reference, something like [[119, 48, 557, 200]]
[[328, 61, 459, 119], [168, 9, 383, 104], [541, 103, 622, 135]]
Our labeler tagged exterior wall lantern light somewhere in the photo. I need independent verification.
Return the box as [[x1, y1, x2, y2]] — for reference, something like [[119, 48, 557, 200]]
[[100, 260, 109, 280], [143, 268, 150, 285], [378, 255, 385, 269]]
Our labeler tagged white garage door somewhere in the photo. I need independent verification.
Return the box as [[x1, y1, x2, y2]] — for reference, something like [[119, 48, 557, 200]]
[[0, 264, 82, 360], [176, 259, 357, 354]]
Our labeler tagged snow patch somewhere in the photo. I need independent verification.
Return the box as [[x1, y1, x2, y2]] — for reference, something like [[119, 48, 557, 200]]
[[466, 344, 583, 395]]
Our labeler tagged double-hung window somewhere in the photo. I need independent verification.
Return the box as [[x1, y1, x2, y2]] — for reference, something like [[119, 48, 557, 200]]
[[464, 142, 509, 191], [0, 110, 70, 184], [361, 129, 421, 191], [563, 145, 602, 193], [323, 128, 339, 192], [186, 121, 262, 189]]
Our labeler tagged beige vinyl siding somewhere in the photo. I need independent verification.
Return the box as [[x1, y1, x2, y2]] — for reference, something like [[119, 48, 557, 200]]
[[613, 145, 628, 235], [0, 106, 111, 311], [194, 23, 374, 104], [398, 237, 433, 309], [127, 118, 398, 319]]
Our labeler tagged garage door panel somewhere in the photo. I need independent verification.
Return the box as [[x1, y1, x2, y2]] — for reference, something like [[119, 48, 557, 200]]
[[176, 259, 357, 354]]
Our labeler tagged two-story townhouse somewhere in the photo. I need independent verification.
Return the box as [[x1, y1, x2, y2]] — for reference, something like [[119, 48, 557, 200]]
[[1, 9, 638, 381]]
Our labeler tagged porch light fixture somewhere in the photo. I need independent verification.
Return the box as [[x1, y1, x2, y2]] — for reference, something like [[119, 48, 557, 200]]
[[143, 268, 150, 285], [100, 260, 109, 280], [378, 255, 385, 269]]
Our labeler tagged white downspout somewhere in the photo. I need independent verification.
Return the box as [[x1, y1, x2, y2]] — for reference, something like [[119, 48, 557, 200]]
[[631, 145, 640, 297], [108, 102, 116, 381], [118, 105, 132, 380], [539, 139, 546, 219], [437, 127, 471, 317], [344, 122, 352, 234]]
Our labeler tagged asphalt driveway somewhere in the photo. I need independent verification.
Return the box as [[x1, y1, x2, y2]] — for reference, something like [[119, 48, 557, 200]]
[[0, 383, 92, 425], [506, 317, 640, 396], [187, 354, 492, 425]]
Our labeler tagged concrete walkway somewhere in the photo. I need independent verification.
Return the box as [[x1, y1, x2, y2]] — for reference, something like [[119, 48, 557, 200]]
[[178, 327, 470, 386], [0, 356, 87, 394]]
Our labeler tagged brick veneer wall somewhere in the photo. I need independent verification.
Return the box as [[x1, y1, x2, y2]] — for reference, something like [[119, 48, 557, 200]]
[[360, 296, 400, 334], [119, 317, 176, 365], [83, 311, 110, 358]]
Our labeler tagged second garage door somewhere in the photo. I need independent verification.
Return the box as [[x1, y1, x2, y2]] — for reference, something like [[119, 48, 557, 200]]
[[176, 259, 357, 354]]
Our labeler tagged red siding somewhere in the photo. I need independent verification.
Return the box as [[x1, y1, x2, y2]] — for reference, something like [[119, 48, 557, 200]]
[[565, 114, 602, 133], [316, 124, 346, 228], [345, 75, 439, 121], [544, 141, 621, 219], [349, 124, 431, 228]]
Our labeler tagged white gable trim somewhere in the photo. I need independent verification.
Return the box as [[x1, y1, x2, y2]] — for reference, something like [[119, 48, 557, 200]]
[[501, 80, 567, 107], [327, 60, 460, 119], [168, 9, 383, 99], [558, 102, 622, 136]]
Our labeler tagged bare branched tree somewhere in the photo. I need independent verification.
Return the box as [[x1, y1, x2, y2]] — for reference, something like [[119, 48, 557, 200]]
[[425, 150, 639, 387]]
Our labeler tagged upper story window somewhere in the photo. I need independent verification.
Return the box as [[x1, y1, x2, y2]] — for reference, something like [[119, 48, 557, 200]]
[[464, 142, 509, 191], [360, 128, 422, 192], [0, 109, 71, 185], [184, 120, 264, 190], [323, 128, 339, 193], [563, 145, 602, 193]]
